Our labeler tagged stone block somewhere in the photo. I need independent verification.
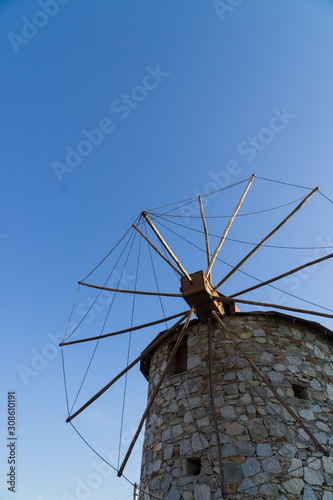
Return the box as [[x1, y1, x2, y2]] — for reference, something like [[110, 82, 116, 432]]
[[220, 405, 237, 420], [262, 456, 282, 474], [238, 477, 257, 495], [248, 418, 268, 441], [256, 443, 272, 457], [194, 484, 210, 500], [165, 486, 181, 500], [282, 478, 305, 495], [225, 423, 244, 436], [259, 483, 279, 496], [241, 457, 261, 477], [304, 467, 324, 485]]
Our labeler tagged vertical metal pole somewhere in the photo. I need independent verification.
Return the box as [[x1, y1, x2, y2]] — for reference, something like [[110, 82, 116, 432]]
[[134, 482, 139, 500]]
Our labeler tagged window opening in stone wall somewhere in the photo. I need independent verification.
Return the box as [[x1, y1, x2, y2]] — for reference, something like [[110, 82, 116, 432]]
[[292, 383, 309, 400], [167, 335, 187, 378], [185, 458, 201, 476]]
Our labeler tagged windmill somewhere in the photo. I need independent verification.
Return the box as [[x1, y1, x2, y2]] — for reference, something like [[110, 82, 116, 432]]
[[60, 175, 333, 498]]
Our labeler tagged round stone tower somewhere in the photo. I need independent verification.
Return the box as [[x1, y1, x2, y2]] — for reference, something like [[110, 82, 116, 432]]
[[139, 312, 333, 499]]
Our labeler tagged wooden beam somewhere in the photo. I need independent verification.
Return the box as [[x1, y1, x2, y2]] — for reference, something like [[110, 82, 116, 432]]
[[142, 212, 192, 282], [66, 311, 190, 423], [206, 174, 255, 278], [212, 312, 329, 457], [117, 308, 195, 477], [78, 281, 182, 298], [60, 311, 189, 347], [215, 296, 333, 320], [132, 223, 183, 278], [229, 251, 333, 298], [199, 196, 212, 283], [213, 187, 319, 291]]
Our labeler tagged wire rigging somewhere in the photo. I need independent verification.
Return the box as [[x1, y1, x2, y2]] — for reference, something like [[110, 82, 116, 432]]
[[148, 195, 306, 219], [153, 216, 333, 314], [69, 228, 139, 415], [144, 222, 169, 330], [152, 214, 333, 251], [64, 226, 137, 342], [118, 223, 143, 468]]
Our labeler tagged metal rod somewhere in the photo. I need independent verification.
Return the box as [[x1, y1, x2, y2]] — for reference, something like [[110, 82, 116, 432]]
[[142, 211, 192, 282], [78, 281, 182, 298], [132, 223, 183, 278], [212, 312, 329, 457], [66, 311, 190, 423], [133, 483, 139, 500], [199, 196, 212, 283], [215, 296, 333, 320], [214, 187, 319, 290], [60, 311, 189, 347], [229, 251, 333, 298], [207, 319, 227, 498], [206, 174, 255, 279], [117, 308, 195, 477]]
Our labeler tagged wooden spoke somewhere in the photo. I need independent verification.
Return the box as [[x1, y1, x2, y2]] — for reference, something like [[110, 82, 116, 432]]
[[60, 311, 189, 347], [78, 281, 182, 298], [212, 312, 330, 457], [199, 196, 212, 283], [142, 211, 193, 282], [206, 174, 255, 279], [132, 223, 183, 278], [207, 319, 227, 498], [215, 296, 333, 320], [229, 251, 333, 298], [66, 311, 191, 423], [213, 187, 319, 291], [117, 308, 195, 478]]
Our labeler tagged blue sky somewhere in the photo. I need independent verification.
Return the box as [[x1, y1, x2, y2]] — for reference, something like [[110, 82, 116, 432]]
[[1, 1, 333, 499]]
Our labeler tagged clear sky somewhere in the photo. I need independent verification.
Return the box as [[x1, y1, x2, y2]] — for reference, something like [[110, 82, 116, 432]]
[[1, 1, 333, 499]]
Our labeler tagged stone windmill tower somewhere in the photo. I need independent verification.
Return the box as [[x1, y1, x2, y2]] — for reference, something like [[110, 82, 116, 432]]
[[62, 175, 333, 499]]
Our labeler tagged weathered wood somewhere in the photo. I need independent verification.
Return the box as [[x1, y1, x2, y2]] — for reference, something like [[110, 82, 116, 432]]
[[66, 311, 190, 423], [214, 187, 319, 290], [229, 251, 333, 298], [117, 308, 195, 477], [212, 311, 329, 457], [206, 174, 255, 278], [78, 281, 182, 298], [132, 223, 183, 277], [142, 211, 193, 282], [60, 311, 189, 347], [181, 271, 224, 320], [199, 196, 212, 283]]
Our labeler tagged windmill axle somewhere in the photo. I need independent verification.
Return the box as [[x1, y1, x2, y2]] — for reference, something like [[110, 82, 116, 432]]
[[180, 270, 229, 321]]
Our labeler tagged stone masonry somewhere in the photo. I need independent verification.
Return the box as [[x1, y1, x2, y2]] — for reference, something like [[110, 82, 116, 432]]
[[139, 313, 333, 499]]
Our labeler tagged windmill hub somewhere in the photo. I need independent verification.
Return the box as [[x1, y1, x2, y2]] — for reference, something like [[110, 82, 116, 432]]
[[180, 270, 236, 321]]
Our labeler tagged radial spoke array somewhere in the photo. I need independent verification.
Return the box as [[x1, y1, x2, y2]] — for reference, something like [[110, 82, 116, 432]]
[[62, 175, 332, 485]]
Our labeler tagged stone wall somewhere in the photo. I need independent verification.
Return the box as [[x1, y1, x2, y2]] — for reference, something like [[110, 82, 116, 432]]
[[139, 314, 333, 499]]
